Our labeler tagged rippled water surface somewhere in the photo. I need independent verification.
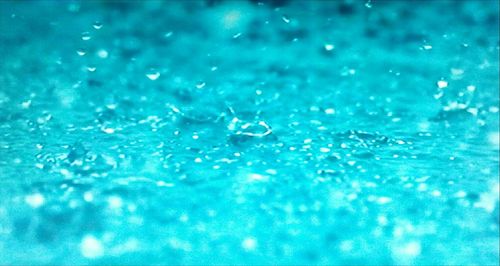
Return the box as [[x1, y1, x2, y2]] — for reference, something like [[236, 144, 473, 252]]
[[0, 1, 499, 265]]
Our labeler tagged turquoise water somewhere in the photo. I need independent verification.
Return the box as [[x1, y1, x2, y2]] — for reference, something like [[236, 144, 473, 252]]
[[0, 0, 499, 265]]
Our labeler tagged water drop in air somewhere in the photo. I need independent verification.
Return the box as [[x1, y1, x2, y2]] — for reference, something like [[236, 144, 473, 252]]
[[97, 49, 108, 58], [437, 80, 448, 89], [324, 44, 335, 51], [422, 44, 433, 50], [164, 31, 173, 38], [146, 71, 160, 81], [76, 48, 86, 56], [92, 21, 103, 30], [80, 235, 104, 258], [282, 15, 290, 24], [81, 32, 91, 41], [196, 82, 206, 89]]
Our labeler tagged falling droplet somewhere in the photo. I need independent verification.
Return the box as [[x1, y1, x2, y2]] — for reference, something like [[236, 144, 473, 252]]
[[25, 193, 45, 208], [92, 21, 103, 30], [81, 32, 91, 41], [241, 237, 258, 251], [146, 71, 160, 81], [325, 108, 336, 114], [365, 0, 372, 8], [281, 15, 290, 24], [97, 49, 108, 58], [437, 80, 448, 89], [101, 127, 115, 134], [164, 31, 173, 38], [196, 82, 206, 89], [422, 44, 433, 50], [76, 48, 86, 56], [80, 235, 104, 258], [324, 44, 335, 51]]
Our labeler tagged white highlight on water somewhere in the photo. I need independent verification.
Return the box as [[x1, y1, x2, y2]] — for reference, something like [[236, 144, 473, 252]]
[[25, 193, 45, 208], [80, 235, 104, 258]]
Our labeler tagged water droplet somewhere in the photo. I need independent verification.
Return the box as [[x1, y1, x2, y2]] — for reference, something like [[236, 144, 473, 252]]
[[324, 44, 335, 51], [84, 192, 94, 202], [437, 80, 448, 89], [466, 85, 476, 92], [107, 196, 123, 209], [454, 190, 467, 198], [232, 32, 242, 39], [395, 241, 422, 258], [242, 237, 258, 251], [376, 197, 392, 204], [248, 173, 268, 182], [324, 108, 335, 114], [68, 3, 80, 12], [81, 32, 91, 41], [422, 44, 432, 50], [281, 15, 290, 24], [146, 71, 160, 81], [76, 48, 86, 56], [21, 99, 31, 109], [101, 127, 115, 134], [265, 169, 277, 175], [80, 235, 104, 258], [488, 132, 499, 147], [431, 190, 442, 197], [320, 147, 331, 153], [164, 31, 173, 38], [92, 21, 103, 30], [25, 193, 45, 208], [87, 66, 96, 72], [365, 0, 372, 8], [433, 91, 444, 99], [97, 49, 108, 59], [196, 82, 206, 89]]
